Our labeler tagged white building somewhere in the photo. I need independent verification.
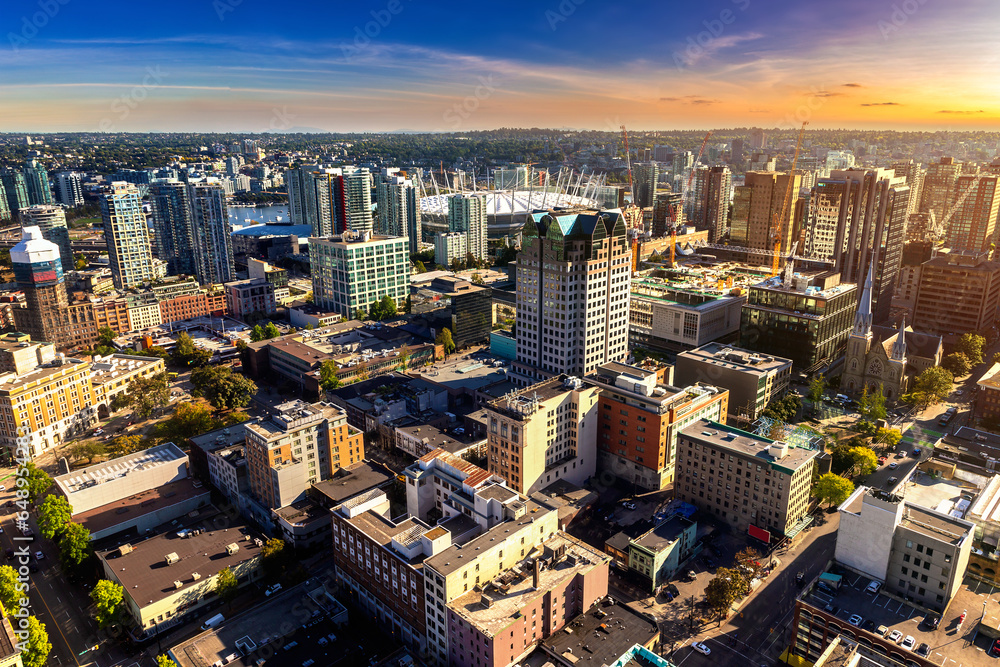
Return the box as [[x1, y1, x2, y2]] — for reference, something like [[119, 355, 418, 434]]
[[102, 181, 156, 290], [447, 194, 488, 262], [434, 232, 467, 268], [310, 232, 410, 318]]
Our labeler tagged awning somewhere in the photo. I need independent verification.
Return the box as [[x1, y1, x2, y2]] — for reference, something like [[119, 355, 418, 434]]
[[785, 514, 814, 539]]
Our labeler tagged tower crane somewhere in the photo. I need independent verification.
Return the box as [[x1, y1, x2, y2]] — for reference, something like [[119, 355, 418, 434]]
[[620, 125, 644, 271], [770, 122, 808, 277]]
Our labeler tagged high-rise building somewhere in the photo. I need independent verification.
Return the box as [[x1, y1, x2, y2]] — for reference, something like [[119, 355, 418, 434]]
[[802, 168, 910, 324], [730, 171, 802, 251], [889, 159, 922, 214], [0, 180, 10, 221], [312, 168, 342, 237], [447, 193, 488, 262], [53, 171, 84, 207], [148, 180, 195, 276], [919, 157, 961, 222], [376, 174, 421, 253], [651, 191, 684, 236], [913, 250, 1000, 337], [672, 151, 694, 189], [188, 182, 235, 285], [434, 232, 467, 268], [946, 174, 1000, 253], [688, 165, 732, 242], [634, 162, 659, 208], [749, 128, 767, 150], [310, 232, 410, 317], [286, 164, 321, 232], [513, 209, 631, 383], [343, 167, 374, 234], [101, 181, 155, 290], [19, 205, 72, 272], [1, 171, 30, 218], [23, 160, 52, 205], [11, 226, 68, 344], [730, 138, 745, 163]]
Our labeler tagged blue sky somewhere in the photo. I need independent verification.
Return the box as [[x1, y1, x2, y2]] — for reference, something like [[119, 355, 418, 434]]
[[2, 0, 998, 132]]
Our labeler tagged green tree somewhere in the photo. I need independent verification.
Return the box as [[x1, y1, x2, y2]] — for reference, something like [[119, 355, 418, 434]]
[[37, 495, 73, 540], [74, 254, 89, 270], [875, 427, 902, 449], [21, 616, 51, 667], [903, 366, 954, 407], [20, 463, 52, 505], [992, 351, 1000, 366], [957, 332, 986, 365], [97, 326, 117, 347], [0, 565, 23, 615], [107, 434, 143, 458], [319, 360, 342, 391], [215, 566, 239, 607], [157, 402, 220, 442], [763, 393, 801, 423], [58, 522, 92, 569], [414, 260, 427, 273], [122, 372, 171, 419], [249, 325, 265, 342], [436, 328, 456, 355], [262, 537, 292, 578], [705, 569, 738, 621], [354, 308, 367, 321], [847, 446, 878, 476], [471, 272, 484, 285], [90, 580, 124, 628], [263, 322, 281, 340], [808, 374, 825, 410], [172, 331, 196, 363], [943, 352, 972, 377], [814, 473, 855, 508], [157, 655, 179, 667], [859, 384, 887, 422], [191, 366, 258, 411]]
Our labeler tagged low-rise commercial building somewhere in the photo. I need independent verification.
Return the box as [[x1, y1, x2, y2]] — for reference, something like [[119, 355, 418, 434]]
[[89, 353, 165, 418], [629, 279, 745, 351], [674, 343, 791, 422], [675, 420, 817, 544], [538, 604, 662, 667], [225, 278, 276, 320], [96, 508, 264, 635], [626, 515, 697, 593], [411, 276, 492, 348]]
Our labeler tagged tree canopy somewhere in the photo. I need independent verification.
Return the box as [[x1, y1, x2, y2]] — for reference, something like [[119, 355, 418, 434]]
[[21, 617, 51, 667], [58, 522, 92, 569], [172, 332, 212, 367], [942, 352, 972, 377], [319, 360, 342, 391], [20, 463, 52, 504], [858, 384, 887, 422], [367, 295, 398, 321], [120, 372, 171, 419], [814, 473, 854, 508], [37, 495, 73, 540], [763, 393, 801, 423], [903, 366, 953, 407], [0, 566, 23, 615], [215, 567, 239, 606], [90, 580, 124, 628], [957, 332, 986, 365], [191, 366, 258, 411], [436, 328, 456, 355]]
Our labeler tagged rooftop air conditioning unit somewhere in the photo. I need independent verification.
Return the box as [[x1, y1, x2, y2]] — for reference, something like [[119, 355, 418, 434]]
[[165, 552, 180, 565], [174, 580, 183, 589], [226, 543, 240, 556]]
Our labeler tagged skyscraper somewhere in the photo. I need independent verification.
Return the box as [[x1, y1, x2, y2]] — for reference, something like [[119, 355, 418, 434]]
[[188, 182, 235, 285], [342, 167, 374, 234], [11, 226, 68, 343], [730, 138, 745, 163], [101, 181, 155, 290], [945, 174, 999, 253], [749, 128, 767, 150], [148, 180, 195, 276], [634, 162, 659, 208], [1, 171, 30, 219], [53, 171, 84, 207], [19, 205, 73, 272], [286, 164, 321, 232], [375, 174, 421, 253], [890, 159, 922, 214], [513, 209, 631, 383], [688, 165, 732, 242], [919, 157, 961, 222], [802, 168, 910, 324], [23, 160, 53, 206], [447, 194, 488, 262], [0, 181, 10, 222], [730, 171, 801, 251]]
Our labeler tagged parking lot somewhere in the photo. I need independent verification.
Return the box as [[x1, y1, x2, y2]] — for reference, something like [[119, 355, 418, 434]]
[[802, 572, 1000, 666]]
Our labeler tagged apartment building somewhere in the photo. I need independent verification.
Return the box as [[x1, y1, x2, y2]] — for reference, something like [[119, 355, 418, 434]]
[[675, 420, 817, 543], [587, 361, 729, 491], [89, 354, 165, 417], [674, 343, 791, 422], [310, 232, 410, 318], [243, 400, 363, 508], [913, 250, 1000, 338], [836, 486, 973, 613], [225, 278, 276, 320], [403, 448, 504, 523], [484, 375, 599, 494]]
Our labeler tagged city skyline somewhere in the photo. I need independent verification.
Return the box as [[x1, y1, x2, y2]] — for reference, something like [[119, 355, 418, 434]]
[[1, 0, 998, 133]]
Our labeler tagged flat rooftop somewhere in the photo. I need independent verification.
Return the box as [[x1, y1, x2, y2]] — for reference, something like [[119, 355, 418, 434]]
[[75, 478, 210, 535], [632, 516, 694, 553], [447, 533, 609, 637], [89, 354, 162, 384], [677, 342, 791, 373], [411, 354, 509, 392], [539, 603, 658, 667], [96, 507, 263, 607], [310, 460, 396, 506], [344, 511, 430, 566], [55, 443, 186, 496], [800, 572, 1000, 667], [0, 357, 88, 392], [190, 423, 249, 452], [273, 497, 330, 527], [901, 472, 977, 518], [840, 487, 972, 545], [680, 420, 817, 472]]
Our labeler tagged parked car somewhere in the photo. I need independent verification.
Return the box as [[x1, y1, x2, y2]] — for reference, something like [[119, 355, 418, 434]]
[[691, 642, 711, 656], [848, 615, 863, 627], [33, 551, 43, 561], [991, 638, 1000, 657], [912, 448, 922, 457], [622, 501, 636, 510], [921, 615, 940, 630], [795, 571, 805, 586], [865, 580, 882, 595], [878, 456, 887, 465], [861, 619, 876, 632], [901, 636, 915, 650], [888, 630, 903, 644], [888, 462, 898, 470], [888, 476, 898, 486], [916, 643, 930, 657]]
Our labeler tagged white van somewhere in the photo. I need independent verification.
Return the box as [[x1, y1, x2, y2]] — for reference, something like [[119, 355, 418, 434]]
[[201, 613, 225, 630]]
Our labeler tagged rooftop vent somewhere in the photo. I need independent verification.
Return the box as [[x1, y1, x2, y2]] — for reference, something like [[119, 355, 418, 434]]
[[165, 552, 180, 565], [226, 543, 240, 556], [173, 580, 183, 589]]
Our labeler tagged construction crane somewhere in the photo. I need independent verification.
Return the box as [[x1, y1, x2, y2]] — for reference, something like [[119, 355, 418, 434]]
[[668, 131, 713, 267], [770, 122, 808, 277], [620, 125, 644, 272]]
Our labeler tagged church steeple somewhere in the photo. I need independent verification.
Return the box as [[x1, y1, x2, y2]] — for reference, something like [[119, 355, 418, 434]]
[[891, 315, 907, 361], [851, 261, 873, 337]]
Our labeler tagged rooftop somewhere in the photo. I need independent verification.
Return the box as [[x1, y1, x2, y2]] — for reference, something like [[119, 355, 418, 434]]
[[75, 478, 210, 535], [273, 497, 330, 527], [55, 443, 186, 496], [979, 363, 1000, 390], [841, 487, 973, 545], [89, 354, 163, 384], [486, 375, 590, 420], [190, 423, 248, 453], [410, 448, 495, 489], [632, 516, 695, 553], [0, 356, 89, 393], [310, 460, 396, 506], [344, 511, 430, 566], [447, 533, 609, 637], [680, 419, 817, 472], [411, 353, 510, 392], [96, 507, 264, 608], [677, 342, 792, 373], [538, 604, 659, 667]]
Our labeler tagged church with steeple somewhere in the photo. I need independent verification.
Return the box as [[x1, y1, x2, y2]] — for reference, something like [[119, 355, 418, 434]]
[[841, 263, 943, 402]]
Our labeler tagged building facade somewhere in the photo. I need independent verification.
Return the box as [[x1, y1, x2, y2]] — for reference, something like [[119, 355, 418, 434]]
[[447, 194, 488, 262], [11, 226, 69, 345], [629, 279, 745, 352], [102, 181, 155, 290], [19, 205, 72, 272], [730, 171, 801, 252], [912, 251, 1000, 337], [310, 233, 410, 318]]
